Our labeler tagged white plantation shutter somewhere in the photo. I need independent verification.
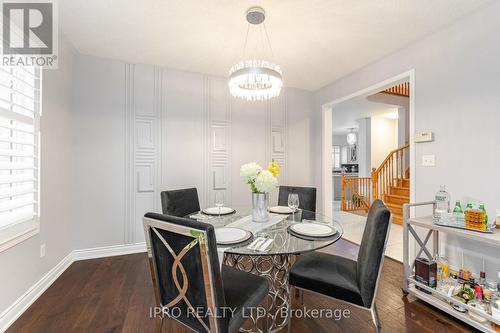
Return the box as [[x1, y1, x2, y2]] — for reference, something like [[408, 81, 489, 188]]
[[0, 65, 40, 231]]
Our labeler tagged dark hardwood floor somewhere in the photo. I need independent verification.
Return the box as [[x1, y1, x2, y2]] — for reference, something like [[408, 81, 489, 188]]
[[8, 239, 478, 333]]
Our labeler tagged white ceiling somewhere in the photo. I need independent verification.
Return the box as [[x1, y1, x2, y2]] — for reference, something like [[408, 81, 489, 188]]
[[60, 0, 491, 91], [333, 96, 397, 134]]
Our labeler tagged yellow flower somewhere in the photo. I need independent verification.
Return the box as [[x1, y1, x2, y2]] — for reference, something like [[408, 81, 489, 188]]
[[267, 160, 280, 177]]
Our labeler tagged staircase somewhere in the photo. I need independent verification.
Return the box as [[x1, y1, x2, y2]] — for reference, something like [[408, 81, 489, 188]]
[[383, 176, 410, 224], [341, 143, 410, 225]]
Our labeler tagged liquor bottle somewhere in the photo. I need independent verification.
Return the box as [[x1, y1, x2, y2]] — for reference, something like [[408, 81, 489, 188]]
[[480, 271, 487, 288], [497, 270, 500, 291], [435, 185, 450, 219]]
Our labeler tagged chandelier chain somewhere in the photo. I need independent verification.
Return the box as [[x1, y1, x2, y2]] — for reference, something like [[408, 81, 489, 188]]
[[241, 23, 251, 59], [262, 22, 275, 59]]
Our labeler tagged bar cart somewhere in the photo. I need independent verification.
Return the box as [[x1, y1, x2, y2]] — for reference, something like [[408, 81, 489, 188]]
[[402, 201, 500, 333]]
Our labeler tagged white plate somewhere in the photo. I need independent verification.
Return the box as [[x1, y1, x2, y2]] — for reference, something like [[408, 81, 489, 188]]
[[215, 227, 252, 245], [268, 206, 296, 214], [203, 207, 235, 216], [290, 223, 336, 237]]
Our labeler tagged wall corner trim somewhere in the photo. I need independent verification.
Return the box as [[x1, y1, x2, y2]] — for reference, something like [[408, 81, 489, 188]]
[[0, 243, 147, 333]]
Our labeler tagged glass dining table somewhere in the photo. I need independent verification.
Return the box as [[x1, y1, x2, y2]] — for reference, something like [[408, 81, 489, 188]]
[[191, 207, 343, 333]]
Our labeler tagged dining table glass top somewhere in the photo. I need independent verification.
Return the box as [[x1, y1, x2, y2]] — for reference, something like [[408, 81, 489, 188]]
[[192, 207, 343, 256]]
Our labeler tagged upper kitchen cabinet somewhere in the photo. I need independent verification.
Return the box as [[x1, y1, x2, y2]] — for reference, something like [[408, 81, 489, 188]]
[[341, 144, 357, 163]]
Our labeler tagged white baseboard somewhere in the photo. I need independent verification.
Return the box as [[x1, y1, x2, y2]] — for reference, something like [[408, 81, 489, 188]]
[[0, 252, 73, 333], [72, 242, 146, 261], [0, 242, 147, 333]]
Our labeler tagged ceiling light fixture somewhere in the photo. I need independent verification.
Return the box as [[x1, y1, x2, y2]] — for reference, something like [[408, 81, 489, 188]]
[[228, 7, 283, 101], [346, 128, 357, 145]]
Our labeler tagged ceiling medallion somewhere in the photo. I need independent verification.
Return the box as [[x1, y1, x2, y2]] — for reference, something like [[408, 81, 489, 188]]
[[228, 7, 283, 101]]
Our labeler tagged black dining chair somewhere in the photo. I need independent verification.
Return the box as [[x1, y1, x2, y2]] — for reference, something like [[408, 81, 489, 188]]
[[143, 212, 269, 333], [161, 188, 201, 217], [278, 186, 316, 220], [288, 200, 391, 333]]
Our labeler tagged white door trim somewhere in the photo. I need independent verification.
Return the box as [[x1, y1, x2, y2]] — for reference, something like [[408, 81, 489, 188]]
[[321, 69, 416, 212], [321, 69, 416, 263]]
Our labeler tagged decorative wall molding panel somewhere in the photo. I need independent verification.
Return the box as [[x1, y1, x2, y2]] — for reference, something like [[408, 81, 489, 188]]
[[269, 91, 287, 185], [207, 77, 232, 207], [122, 64, 308, 243], [125, 64, 160, 244]]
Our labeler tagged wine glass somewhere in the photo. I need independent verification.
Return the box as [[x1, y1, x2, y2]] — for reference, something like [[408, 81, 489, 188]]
[[215, 192, 224, 216], [288, 193, 299, 221]]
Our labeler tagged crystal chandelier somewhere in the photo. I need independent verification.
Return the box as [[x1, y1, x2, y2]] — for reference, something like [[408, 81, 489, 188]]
[[228, 7, 283, 101]]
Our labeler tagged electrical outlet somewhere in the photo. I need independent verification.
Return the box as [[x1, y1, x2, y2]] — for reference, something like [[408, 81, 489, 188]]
[[422, 155, 435, 167], [40, 243, 46, 258]]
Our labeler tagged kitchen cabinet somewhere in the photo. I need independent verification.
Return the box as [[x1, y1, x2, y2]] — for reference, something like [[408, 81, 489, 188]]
[[341, 145, 357, 163]]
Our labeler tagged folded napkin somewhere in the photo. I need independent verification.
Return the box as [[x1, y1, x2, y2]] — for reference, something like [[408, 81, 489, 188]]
[[189, 213, 214, 221]]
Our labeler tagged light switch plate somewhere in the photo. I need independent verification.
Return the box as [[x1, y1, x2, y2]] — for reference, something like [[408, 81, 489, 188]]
[[422, 155, 435, 167], [40, 243, 46, 258]]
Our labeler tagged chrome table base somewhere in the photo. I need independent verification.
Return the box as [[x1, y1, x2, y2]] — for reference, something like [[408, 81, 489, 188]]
[[224, 253, 294, 333]]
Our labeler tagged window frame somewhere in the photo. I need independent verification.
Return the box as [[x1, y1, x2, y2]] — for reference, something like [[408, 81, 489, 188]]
[[332, 145, 341, 169], [0, 67, 41, 252]]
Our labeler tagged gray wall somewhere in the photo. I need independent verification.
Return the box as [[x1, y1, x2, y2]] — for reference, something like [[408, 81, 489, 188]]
[[0, 35, 75, 315], [314, 1, 500, 274], [72, 55, 126, 249]]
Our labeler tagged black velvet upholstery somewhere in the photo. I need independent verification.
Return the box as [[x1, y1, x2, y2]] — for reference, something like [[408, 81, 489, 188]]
[[144, 213, 269, 333], [160, 188, 201, 217], [222, 265, 269, 333], [278, 186, 316, 220], [289, 200, 391, 309], [356, 200, 391, 307], [289, 252, 363, 305]]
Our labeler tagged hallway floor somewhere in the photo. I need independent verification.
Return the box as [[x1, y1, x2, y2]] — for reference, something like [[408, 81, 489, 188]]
[[333, 202, 403, 262]]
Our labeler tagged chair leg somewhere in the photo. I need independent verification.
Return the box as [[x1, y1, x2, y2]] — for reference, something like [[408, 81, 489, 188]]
[[288, 288, 293, 333], [370, 304, 381, 333]]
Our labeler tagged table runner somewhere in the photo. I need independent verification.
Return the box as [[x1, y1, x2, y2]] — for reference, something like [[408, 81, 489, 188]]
[[217, 213, 287, 266]]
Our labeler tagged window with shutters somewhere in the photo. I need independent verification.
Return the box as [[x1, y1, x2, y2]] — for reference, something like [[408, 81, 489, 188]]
[[0, 65, 41, 251]]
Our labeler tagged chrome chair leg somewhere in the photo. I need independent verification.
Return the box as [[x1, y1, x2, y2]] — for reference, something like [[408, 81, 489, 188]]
[[370, 304, 381, 333], [288, 290, 292, 333]]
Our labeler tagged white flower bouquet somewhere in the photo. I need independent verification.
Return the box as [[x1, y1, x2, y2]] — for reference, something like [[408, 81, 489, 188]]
[[240, 161, 280, 193]]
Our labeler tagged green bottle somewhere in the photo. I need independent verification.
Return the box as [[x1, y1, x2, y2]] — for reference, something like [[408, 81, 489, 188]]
[[479, 202, 488, 224], [465, 201, 473, 212], [453, 200, 463, 213]]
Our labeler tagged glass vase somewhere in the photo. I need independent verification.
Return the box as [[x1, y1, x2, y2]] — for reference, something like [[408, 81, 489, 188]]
[[252, 192, 269, 222]]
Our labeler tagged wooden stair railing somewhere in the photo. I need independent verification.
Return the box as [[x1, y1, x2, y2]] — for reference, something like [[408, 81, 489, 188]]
[[371, 142, 410, 202], [341, 175, 371, 212], [381, 82, 410, 97]]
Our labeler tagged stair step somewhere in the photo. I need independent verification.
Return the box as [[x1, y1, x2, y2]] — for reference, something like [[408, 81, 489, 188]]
[[386, 203, 403, 216], [384, 194, 410, 205], [398, 178, 410, 187], [390, 186, 409, 197]]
